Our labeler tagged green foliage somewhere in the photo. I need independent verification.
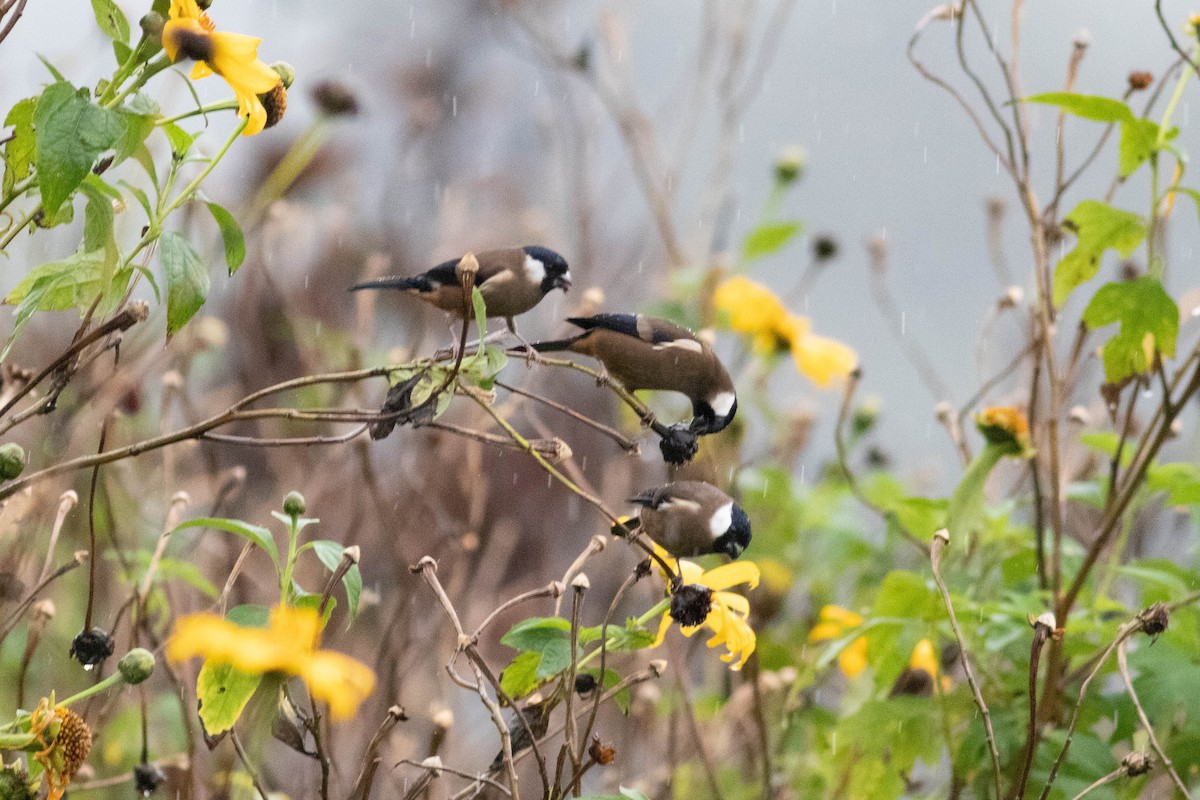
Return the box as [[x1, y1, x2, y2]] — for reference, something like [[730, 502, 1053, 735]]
[[173, 517, 279, 567], [306, 539, 362, 623], [2, 98, 37, 195], [161, 230, 211, 337], [206, 201, 246, 274], [1053, 201, 1146, 306], [1026, 92, 1177, 178], [1081, 277, 1178, 382], [33, 81, 126, 216], [742, 221, 802, 261]]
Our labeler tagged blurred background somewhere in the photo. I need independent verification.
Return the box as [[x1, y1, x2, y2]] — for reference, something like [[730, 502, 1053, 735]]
[[2, 1, 1199, 797]]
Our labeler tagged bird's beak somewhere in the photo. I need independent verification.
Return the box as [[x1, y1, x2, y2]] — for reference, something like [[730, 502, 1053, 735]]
[[554, 273, 572, 292]]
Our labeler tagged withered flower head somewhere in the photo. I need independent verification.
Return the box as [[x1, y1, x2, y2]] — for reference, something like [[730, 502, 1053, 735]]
[[669, 584, 714, 628], [134, 762, 166, 797], [70, 628, 114, 668], [311, 80, 360, 117], [1128, 71, 1154, 91], [1139, 603, 1169, 637], [257, 81, 287, 130], [812, 233, 840, 262]]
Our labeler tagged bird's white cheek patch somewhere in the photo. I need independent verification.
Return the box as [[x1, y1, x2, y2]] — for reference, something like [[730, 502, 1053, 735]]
[[709, 502, 734, 538], [710, 391, 736, 419], [524, 255, 546, 284]]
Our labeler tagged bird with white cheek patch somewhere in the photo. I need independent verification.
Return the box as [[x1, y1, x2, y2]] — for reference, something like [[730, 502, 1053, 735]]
[[350, 246, 571, 354], [530, 314, 738, 440], [624, 480, 752, 560]]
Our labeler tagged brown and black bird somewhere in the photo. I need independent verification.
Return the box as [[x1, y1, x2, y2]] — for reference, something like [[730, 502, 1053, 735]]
[[625, 480, 751, 560], [531, 314, 737, 437], [351, 246, 571, 346]]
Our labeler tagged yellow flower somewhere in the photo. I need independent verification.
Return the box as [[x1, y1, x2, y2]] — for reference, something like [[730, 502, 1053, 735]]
[[162, 0, 280, 135], [28, 698, 92, 800], [167, 605, 375, 719], [713, 276, 857, 387], [808, 605, 868, 678], [651, 555, 760, 670], [976, 405, 1033, 456], [908, 638, 954, 692]]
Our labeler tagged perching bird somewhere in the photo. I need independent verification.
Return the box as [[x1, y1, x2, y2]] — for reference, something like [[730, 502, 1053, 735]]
[[625, 480, 751, 560], [531, 314, 737, 436], [350, 246, 571, 349]]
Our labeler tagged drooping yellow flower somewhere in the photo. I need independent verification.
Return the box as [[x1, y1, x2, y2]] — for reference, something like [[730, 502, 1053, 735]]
[[904, 638, 954, 693], [162, 0, 280, 135], [713, 276, 857, 387], [27, 698, 92, 800], [167, 605, 375, 719], [650, 555, 760, 670], [808, 605, 868, 678]]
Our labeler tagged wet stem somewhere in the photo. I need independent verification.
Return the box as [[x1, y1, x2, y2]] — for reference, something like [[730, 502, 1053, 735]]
[[280, 512, 302, 603], [573, 597, 669, 674], [1148, 55, 1192, 277]]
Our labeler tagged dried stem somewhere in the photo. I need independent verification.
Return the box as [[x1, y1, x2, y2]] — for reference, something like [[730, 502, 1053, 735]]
[[930, 530, 1003, 799], [1116, 639, 1192, 798]]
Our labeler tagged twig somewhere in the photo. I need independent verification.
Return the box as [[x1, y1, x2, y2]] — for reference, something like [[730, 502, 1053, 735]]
[[930, 529, 1003, 799], [577, 569, 639, 764], [555, 536, 606, 616], [1011, 614, 1056, 800], [37, 491, 78, 583], [472, 582, 563, 642], [495, 380, 639, 453], [1067, 770, 1122, 800], [0, 0, 29, 47], [1155, 0, 1200, 80], [395, 760, 509, 795], [229, 729, 269, 800], [349, 706, 408, 800], [0, 552, 86, 644], [1116, 639, 1192, 798]]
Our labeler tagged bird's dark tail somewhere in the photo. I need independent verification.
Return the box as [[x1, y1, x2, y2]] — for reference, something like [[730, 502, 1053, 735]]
[[529, 333, 585, 353], [350, 275, 432, 292]]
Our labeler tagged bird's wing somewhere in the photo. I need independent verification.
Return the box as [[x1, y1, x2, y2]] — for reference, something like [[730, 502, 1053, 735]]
[[567, 314, 695, 346], [627, 484, 702, 512], [423, 258, 462, 287], [627, 485, 671, 508]]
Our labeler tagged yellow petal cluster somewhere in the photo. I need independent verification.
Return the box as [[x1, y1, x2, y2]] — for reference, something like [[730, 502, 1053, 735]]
[[976, 405, 1033, 456], [909, 638, 954, 692], [28, 698, 92, 800], [808, 604, 868, 678], [167, 605, 375, 719], [713, 276, 857, 387], [651, 555, 760, 670], [162, 0, 280, 135]]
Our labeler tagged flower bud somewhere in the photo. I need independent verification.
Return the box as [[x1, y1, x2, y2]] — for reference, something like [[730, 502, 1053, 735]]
[[774, 146, 806, 185], [271, 62, 296, 89], [139, 12, 164, 40], [283, 491, 306, 517], [0, 443, 25, 480], [118, 648, 156, 685], [976, 406, 1033, 456]]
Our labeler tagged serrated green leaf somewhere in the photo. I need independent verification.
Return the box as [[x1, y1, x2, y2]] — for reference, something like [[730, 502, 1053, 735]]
[[1025, 92, 1133, 123], [196, 660, 262, 735], [91, 0, 130, 43], [3, 97, 37, 196], [743, 220, 802, 261], [1082, 277, 1178, 382], [5, 248, 129, 315], [172, 517, 279, 567], [307, 539, 362, 624], [502, 617, 572, 651], [204, 202, 246, 274], [33, 81, 126, 216], [1053, 201, 1145, 306], [160, 230, 210, 337]]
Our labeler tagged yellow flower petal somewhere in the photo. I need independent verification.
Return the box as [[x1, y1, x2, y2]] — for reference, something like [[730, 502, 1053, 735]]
[[651, 611, 673, 649], [297, 651, 376, 720], [817, 605, 863, 629], [190, 60, 214, 80], [697, 561, 760, 592], [909, 639, 939, 677], [714, 277, 789, 335], [837, 637, 869, 678], [791, 332, 857, 388], [714, 590, 749, 616]]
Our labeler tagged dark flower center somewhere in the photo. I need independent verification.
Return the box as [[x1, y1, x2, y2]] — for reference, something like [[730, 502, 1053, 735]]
[[170, 27, 214, 63]]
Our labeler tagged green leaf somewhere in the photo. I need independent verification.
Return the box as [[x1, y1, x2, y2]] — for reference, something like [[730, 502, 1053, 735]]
[[1171, 187, 1200, 227], [1119, 118, 1174, 178], [1078, 431, 1134, 468], [106, 551, 219, 598], [160, 230, 210, 337], [227, 603, 271, 627], [172, 517, 279, 568], [81, 180, 118, 280], [1053, 201, 1146, 306], [161, 122, 199, 159], [112, 110, 155, 166], [500, 617, 575, 684], [3, 97, 37, 196], [1147, 462, 1200, 505], [33, 81, 126, 216], [1081, 277, 1178, 382], [90, 0, 130, 43], [1025, 92, 1133, 123], [36, 55, 66, 83], [742, 221, 802, 261], [471, 285, 487, 355], [946, 443, 1008, 540], [499, 651, 542, 698], [307, 539, 362, 624], [205, 202, 246, 274], [196, 661, 262, 735]]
